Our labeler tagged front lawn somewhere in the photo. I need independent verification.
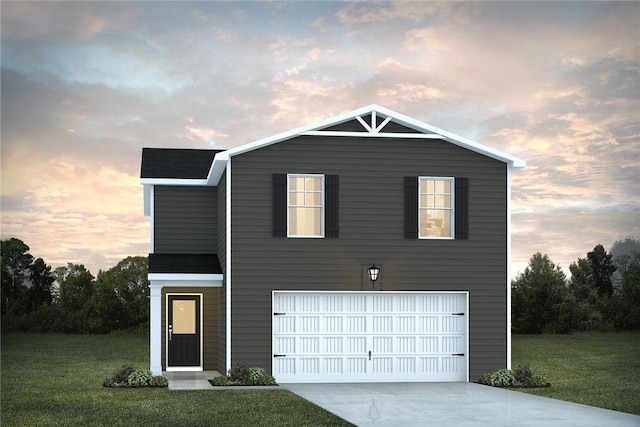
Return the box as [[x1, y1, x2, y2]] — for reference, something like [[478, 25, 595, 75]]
[[0, 333, 353, 426], [511, 331, 640, 415]]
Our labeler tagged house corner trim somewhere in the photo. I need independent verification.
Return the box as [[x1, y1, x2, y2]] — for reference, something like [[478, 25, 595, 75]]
[[149, 282, 163, 375]]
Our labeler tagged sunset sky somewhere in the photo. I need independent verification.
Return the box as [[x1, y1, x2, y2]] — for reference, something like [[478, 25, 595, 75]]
[[1, 1, 638, 278]]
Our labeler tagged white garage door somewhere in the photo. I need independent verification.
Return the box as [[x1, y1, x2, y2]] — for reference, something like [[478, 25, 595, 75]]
[[272, 291, 468, 383]]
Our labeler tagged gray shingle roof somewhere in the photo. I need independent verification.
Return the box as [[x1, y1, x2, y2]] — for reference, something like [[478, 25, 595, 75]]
[[140, 148, 221, 179], [148, 254, 222, 274]]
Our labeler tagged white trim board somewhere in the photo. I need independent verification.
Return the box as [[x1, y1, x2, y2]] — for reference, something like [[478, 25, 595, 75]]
[[147, 273, 223, 283]]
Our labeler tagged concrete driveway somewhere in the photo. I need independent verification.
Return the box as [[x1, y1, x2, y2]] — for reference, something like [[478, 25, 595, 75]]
[[282, 383, 640, 427]]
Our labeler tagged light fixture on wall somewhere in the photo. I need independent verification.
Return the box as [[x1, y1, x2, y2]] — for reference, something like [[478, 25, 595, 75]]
[[367, 263, 380, 289]]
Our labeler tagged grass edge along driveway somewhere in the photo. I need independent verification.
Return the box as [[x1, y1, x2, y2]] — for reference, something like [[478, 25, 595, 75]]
[[0, 334, 354, 427]]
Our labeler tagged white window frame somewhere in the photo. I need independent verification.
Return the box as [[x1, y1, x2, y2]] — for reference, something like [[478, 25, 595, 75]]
[[418, 176, 455, 240], [287, 174, 325, 238]]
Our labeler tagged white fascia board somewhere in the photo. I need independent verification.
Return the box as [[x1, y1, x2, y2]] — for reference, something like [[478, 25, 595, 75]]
[[140, 178, 208, 186], [214, 104, 525, 168], [370, 105, 526, 168], [206, 151, 229, 186], [222, 105, 384, 158], [147, 273, 224, 283], [303, 131, 444, 139]]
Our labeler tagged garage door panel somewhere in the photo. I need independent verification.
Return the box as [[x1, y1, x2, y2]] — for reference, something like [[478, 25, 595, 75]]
[[397, 336, 416, 353], [324, 337, 342, 353], [347, 357, 367, 374], [324, 357, 343, 374], [419, 316, 439, 332], [372, 295, 393, 311], [373, 336, 393, 353], [347, 316, 366, 332], [397, 316, 416, 332], [274, 316, 295, 333], [273, 292, 468, 383], [373, 316, 393, 332], [347, 336, 367, 353], [324, 316, 342, 332], [274, 336, 295, 353]]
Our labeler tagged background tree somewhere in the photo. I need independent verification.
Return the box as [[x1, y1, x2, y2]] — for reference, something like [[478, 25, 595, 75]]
[[568, 257, 605, 330], [512, 252, 575, 334], [607, 251, 640, 330], [610, 236, 640, 285], [1, 238, 34, 314], [2, 238, 150, 334], [587, 244, 617, 297], [88, 256, 149, 333], [57, 263, 95, 332], [28, 258, 55, 311]]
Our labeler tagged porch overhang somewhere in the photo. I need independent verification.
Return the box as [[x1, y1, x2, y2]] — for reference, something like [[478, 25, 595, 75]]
[[148, 253, 223, 375]]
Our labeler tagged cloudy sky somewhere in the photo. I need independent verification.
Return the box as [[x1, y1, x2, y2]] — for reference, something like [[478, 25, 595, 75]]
[[1, 1, 638, 278]]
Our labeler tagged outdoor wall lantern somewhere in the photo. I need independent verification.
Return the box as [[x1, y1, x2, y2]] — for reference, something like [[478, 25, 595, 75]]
[[367, 263, 380, 289]]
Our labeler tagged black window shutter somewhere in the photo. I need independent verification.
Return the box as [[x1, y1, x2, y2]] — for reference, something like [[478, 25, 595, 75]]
[[325, 175, 339, 238], [404, 176, 418, 239], [455, 177, 469, 240], [272, 174, 287, 237]]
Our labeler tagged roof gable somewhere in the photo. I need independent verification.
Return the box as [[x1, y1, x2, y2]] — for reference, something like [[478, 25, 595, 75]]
[[140, 105, 524, 187], [221, 105, 525, 169]]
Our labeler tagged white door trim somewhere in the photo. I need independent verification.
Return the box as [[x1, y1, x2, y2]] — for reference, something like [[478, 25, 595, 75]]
[[166, 292, 204, 372]]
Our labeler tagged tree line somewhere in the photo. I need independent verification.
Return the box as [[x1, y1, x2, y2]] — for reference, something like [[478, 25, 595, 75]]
[[512, 237, 640, 333], [3, 236, 638, 335], [1, 238, 149, 334]]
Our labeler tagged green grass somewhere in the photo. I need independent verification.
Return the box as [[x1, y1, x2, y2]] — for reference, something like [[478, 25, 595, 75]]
[[0, 333, 354, 426], [511, 331, 640, 415]]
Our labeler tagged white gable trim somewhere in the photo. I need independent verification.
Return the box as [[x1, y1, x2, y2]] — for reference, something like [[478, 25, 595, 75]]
[[303, 131, 444, 139], [204, 104, 524, 186]]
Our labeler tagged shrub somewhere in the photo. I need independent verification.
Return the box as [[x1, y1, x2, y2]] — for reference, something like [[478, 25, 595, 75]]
[[228, 363, 251, 383], [249, 367, 276, 386], [478, 366, 551, 388], [112, 365, 135, 385], [478, 373, 492, 386], [127, 369, 154, 387], [102, 365, 167, 388], [209, 365, 277, 386], [513, 365, 551, 387], [151, 376, 169, 387], [513, 365, 533, 385], [211, 375, 233, 386], [490, 369, 516, 387]]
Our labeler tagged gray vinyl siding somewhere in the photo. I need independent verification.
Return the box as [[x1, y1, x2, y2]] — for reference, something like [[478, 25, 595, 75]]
[[230, 135, 508, 381], [161, 286, 223, 372], [154, 186, 217, 253], [216, 171, 227, 372]]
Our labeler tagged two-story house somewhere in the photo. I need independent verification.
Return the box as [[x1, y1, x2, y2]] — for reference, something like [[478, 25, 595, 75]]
[[140, 105, 525, 383]]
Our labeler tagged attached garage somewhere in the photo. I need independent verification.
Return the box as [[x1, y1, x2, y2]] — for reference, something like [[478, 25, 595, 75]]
[[272, 291, 468, 383]]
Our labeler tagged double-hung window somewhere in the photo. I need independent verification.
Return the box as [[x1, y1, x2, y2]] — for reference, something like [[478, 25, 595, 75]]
[[288, 174, 324, 237], [419, 177, 454, 239]]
